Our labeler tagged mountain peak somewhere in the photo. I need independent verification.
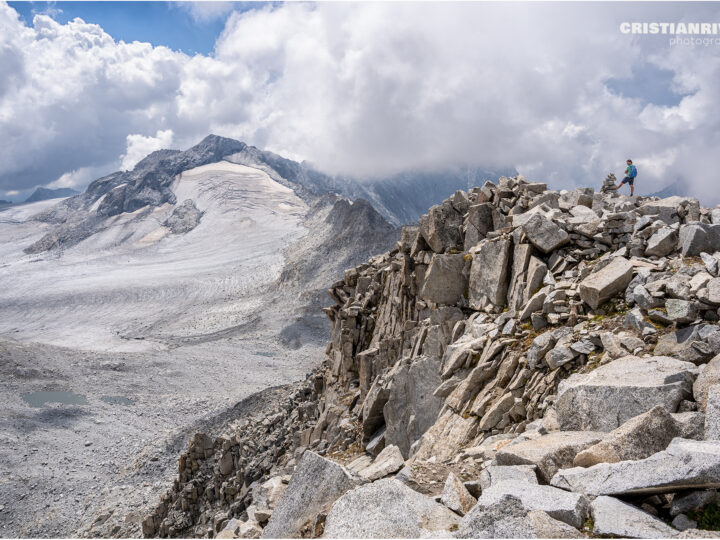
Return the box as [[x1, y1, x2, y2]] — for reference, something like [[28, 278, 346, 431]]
[[24, 187, 79, 203]]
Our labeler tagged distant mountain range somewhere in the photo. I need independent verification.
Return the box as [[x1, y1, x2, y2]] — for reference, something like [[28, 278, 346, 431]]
[[24, 187, 79, 203], [648, 180, 689, 199], [26, 135, 512, 253]]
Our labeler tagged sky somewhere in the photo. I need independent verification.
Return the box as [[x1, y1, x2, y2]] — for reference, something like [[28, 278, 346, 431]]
[[1, 1, 719, 203]]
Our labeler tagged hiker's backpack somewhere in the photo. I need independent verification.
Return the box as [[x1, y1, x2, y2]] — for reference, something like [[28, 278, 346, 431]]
[[629, 164, 637, 178]]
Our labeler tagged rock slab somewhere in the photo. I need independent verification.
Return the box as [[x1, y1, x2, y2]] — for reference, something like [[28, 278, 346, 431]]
[[578, 257, 634, 309], [262, 452, 361, 538], [573, 406, 680, 467], [551, 438, 720, 496], [556, 355, 698, 432], [590, 495, 678, 538], [495, 431, 604, 482], [474, 480, 589, 528], [456, 495, 582, 539], [322, 478, 459, 538]]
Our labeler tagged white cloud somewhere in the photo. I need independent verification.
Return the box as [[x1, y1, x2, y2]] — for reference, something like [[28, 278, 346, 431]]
[[46, 165, 112, 190], [173, 2, 235, 23], [1, 1, 720, 202], [120, 129, 175, 171], [0, 3, 184, 194]]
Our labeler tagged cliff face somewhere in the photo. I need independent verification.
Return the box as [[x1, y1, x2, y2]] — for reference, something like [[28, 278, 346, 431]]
[[142, 175, 720, 539]]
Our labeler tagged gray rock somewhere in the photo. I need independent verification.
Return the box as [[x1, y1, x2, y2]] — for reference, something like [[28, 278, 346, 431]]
[[262, 452, 361, 538], [656, 326, 715, 365], [469, 237, 512, 308], [519, 286, 550, 321], [347, 455, 373, 474], [455, 495, 583, 538], [531, 312, 548, 331], [525, 257, 548, 301], [573, 406, 680, 467], [679, 223, 720, 256], [421, 254, 468, 306], [322, 478, 459, 538], [551, 438, 720, 495], [527, 330, 557, 369], [218, 450, 234, 475], [673, 528, 720, 538], [441, 472, 477, 516], [556, 355, 698, 432], [706, 278, 720, 304], [578, 257, 634, 309], [632, 284, 662, 310], [423, 201, 464, 253], [673, 411, 706, 440], [674, 514, 699, 531], [479, 465, 539, 491], [496, 431, 604, 483], [706, 385, 720, 440], [666, 299, 699, 324], [474, 480, 589, 528], [694, 353, 720, 410], [359, 445, 405, 481], [478, 392, 516, 431], [670, 489, 719, 517], [522, 214, 569, 254], [561, 188, 594, 209], [702, 253, 719, 276], [599, 331, 626, 359], [164, 199, 203, 234], [645, 227, 678, 257], [455, 495, 534, 539], [569, 205, 597, 221], [384, 355, 444, 457], [361, 380, 389, 438], [590, 495, 677, 538], [623, 306, 656, 335], [525, 510, 585, 538], [570, 339, 595, 355], [545, 345, 578, 370], [465, 203, 496, 249], [639, 196, 698, 224], [365, 427, 386, 456], [238, 520, 263, 539]]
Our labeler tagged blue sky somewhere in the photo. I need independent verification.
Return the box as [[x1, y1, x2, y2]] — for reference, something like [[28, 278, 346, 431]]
[[8, 1, 269, 55]]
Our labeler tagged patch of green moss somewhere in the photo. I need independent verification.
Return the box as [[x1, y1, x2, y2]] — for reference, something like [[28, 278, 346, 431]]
[[599, 299, 629, 318], [582, 516, 595, 533], [689, 504, 720, 531], [645, 316, 668, 331]]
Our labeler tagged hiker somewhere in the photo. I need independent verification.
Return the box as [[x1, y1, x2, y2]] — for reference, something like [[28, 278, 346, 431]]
[[617, 159, 637, 195]]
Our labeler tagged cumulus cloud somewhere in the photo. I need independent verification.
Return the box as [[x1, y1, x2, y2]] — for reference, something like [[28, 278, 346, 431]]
[[46, 166, 104, 190], [0, 3, 184, 196], [1, 1, 719, 202], [120, 129, 175, 170]]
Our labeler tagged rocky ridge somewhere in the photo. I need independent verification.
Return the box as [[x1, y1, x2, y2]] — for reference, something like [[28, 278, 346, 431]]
[[24, 187, 79, 203], [145, 176, 720, 538]]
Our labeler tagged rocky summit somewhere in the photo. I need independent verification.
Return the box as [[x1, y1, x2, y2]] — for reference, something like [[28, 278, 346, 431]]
[[143, 176, 720, 539]]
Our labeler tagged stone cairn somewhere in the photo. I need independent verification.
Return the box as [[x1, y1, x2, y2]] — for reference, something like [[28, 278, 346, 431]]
[[600, 173, 619, 194], [143, 176, 720, 539]]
